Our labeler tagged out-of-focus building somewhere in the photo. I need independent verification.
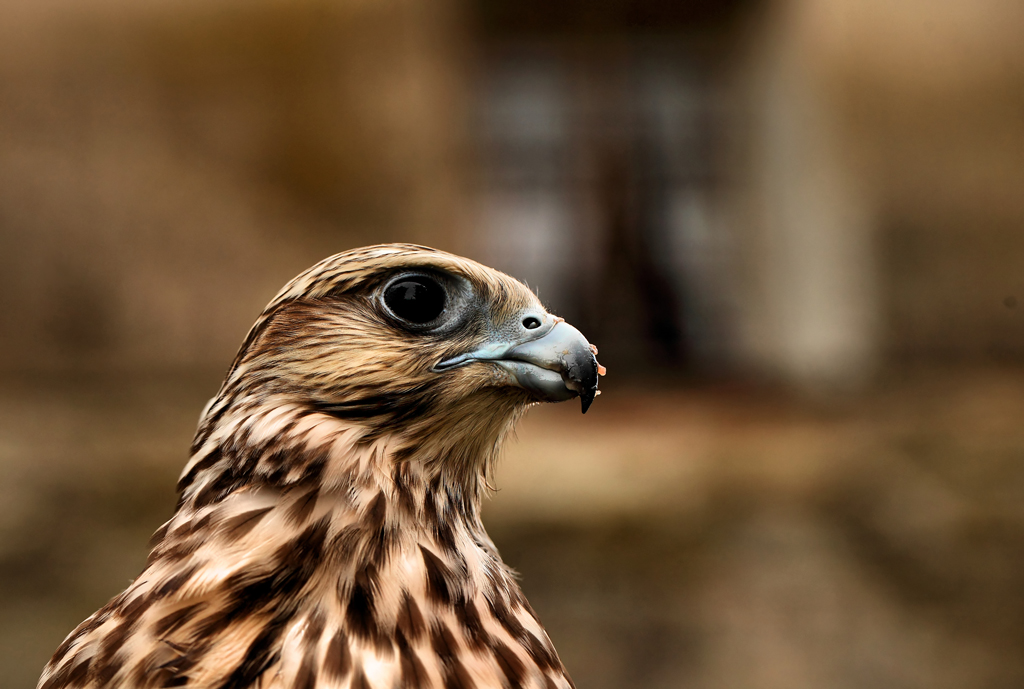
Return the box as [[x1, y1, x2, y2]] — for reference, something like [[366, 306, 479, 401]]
[[469, 0, 1024, 388], [2, 0, 1023, 388]]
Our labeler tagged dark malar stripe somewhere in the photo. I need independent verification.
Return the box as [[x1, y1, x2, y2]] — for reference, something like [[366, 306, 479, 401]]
[[309, 384, 438, 427]]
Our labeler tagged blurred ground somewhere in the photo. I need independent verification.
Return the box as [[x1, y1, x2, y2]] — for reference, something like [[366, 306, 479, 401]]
[[4, 368, 1024, 688]]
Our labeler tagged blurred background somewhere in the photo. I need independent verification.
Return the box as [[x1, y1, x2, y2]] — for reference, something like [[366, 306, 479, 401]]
[[2, 0, 1024, 686]]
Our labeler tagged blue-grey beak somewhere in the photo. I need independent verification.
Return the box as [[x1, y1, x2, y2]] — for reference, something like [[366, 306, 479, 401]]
[[433, 314, 603, 413]]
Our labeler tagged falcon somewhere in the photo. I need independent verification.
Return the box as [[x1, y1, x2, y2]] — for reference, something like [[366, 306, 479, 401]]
[[39, 244, 603, 689]]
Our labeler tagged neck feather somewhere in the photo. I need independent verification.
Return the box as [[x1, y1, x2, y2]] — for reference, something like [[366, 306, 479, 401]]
[[44, 399, 573, 689]]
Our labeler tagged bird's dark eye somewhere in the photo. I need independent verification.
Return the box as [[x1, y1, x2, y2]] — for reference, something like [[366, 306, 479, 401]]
[[384, 276, 447, 325]]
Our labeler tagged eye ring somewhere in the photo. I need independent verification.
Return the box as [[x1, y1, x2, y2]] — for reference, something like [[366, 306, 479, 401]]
[[382, 274, 448, 327]]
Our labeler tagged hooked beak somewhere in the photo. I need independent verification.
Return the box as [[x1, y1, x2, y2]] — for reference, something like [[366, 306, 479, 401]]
[[433, 316, 604, 413]]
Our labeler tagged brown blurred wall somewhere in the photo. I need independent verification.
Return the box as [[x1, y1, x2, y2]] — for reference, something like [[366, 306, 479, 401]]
[[0, 0, 470, 373], [732, 0, 1024, 386], [835, 0, 1024, 361], [1, 0, 1023, 380]]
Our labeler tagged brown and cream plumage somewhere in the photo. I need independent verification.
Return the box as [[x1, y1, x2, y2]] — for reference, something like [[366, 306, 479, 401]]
[[38, 244, 603, 689]]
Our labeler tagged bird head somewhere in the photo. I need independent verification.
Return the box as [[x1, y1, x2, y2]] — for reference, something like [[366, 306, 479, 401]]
[[186, 244, 603, 496]]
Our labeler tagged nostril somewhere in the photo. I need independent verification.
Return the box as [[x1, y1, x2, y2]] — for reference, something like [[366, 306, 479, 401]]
[[522, 316, 542, 330]]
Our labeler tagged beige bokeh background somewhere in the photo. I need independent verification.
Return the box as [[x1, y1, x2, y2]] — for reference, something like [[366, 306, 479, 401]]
[[2, 0, 1024, 687]]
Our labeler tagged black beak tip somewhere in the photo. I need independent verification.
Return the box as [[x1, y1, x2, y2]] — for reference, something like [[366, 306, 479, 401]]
[[576, 351, 600, 414], [580, 389, 595, 414]]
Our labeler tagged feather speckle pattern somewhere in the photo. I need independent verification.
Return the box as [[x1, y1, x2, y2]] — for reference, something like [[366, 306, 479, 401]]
[[39, 244, 602, 689]]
